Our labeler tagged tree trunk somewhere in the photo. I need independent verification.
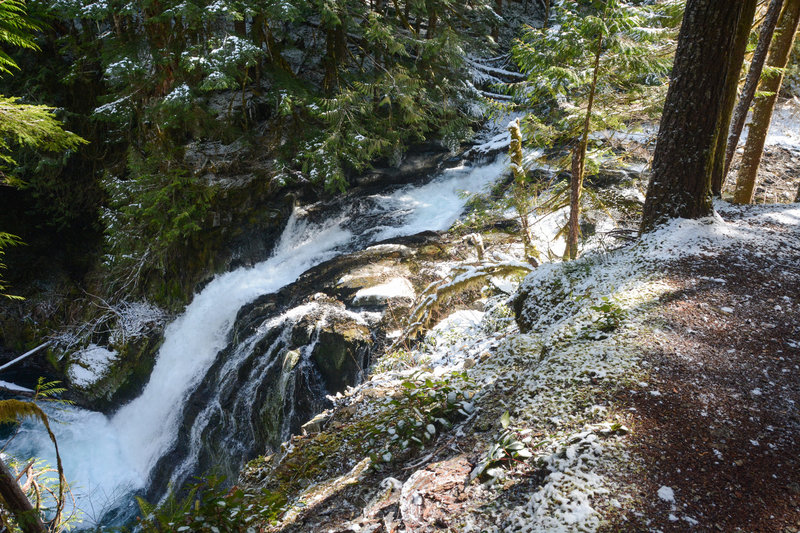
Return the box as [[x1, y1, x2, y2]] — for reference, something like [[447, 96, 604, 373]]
[[323, 22, 347, 94], [508, 119, 534, 259], [566, 147, 583, 261], [426, 0, 437, 38], [565, 29, 602, 261], [234, 18, 246, 37], [724, 0, 785, 180], [492, 0, 502, 41], [641, 0, 749, 232], [711, 0, 758, 196], [0, 457, 45, 533], [733, 0, 800, 204], [543, 0, 551, 27], [143, 0, 175, 97]]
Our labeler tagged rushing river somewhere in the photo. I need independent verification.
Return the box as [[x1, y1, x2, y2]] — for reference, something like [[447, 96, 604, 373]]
[[5, 155, 507, 527]]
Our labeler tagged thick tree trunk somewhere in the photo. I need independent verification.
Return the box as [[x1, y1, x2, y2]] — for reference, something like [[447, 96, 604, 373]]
[[711, 0, 758, 196], [733, 0, 800, 204], [0, 457, 45, 533], [724, 0, 785, 180], [641, 0, 749, 232]]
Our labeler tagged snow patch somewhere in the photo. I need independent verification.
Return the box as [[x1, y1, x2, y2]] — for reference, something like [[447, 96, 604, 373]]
[[657, 485, 675, 503], [68, 345, 119, 388], [352, 277, 415, 306]]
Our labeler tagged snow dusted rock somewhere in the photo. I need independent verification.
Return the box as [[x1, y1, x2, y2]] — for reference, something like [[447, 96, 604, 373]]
[[64, 301, 167, 411], [352, 277, 416, 306], [399, 457, 472, 531], [68, 344, 119, 389]]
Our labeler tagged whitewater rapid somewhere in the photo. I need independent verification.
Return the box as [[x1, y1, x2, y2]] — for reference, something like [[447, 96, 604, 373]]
[[5, 156, 507, 525]]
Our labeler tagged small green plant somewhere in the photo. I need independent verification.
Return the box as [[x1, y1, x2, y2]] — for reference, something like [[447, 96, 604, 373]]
[[137, 474, 287, 532], [367, 372, 475, 464], [588, 296, 627, 333], [470, 411, 545, 481]]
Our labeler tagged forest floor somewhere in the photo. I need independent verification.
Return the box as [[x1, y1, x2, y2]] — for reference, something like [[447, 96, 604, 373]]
[[602, 202, 800, 532]]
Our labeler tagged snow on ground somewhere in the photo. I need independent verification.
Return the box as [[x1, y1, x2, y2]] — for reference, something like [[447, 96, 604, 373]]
[[641, 201, 800, 262], [407, 201, 797, 530], [239, 191, 800, 532], [67, 344, 119, 388], [739, 97, 800, 151]]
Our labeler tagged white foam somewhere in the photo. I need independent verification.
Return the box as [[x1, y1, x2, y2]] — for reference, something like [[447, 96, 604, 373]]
[[6, 157, 505, 524]]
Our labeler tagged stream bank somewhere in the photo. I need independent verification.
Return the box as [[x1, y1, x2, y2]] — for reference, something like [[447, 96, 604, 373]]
[[226, 200, 800, 533]]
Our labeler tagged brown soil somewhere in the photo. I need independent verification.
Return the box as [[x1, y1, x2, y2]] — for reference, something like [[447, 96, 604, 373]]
[[604, 216, 800, 532]]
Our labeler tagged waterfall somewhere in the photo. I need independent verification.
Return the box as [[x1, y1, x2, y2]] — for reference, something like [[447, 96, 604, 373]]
[[4, 156, 507, 526]]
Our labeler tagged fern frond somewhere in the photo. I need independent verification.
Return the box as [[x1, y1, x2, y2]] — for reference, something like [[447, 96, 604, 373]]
[[0, 399, 66, 524]]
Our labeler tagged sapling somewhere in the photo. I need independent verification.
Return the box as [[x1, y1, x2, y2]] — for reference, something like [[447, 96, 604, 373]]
[[511, 0, 679, 259]]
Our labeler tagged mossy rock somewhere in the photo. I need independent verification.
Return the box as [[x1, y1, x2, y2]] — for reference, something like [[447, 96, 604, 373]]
[[66, 331, 163, 412], [311, 316, 372, 394], [514, 262, 589, 333]]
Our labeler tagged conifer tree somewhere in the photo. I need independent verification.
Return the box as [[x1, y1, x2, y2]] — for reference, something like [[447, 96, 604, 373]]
[[733, 0, 800, 204], [641, 0, 752, 231], [0, 0, 86, 298], [723, 0, 784, 182], [709, 0, 757, 196], [513, 0, 677, 258]]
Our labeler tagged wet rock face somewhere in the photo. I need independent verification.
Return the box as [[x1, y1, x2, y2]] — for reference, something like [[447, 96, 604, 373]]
[[352, 141, 454, 188], [309, 310, 372, 394], [147, 233, 447, 499]]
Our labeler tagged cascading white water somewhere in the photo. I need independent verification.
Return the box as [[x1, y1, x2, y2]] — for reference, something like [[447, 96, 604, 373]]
[[4, 155, 508, 525]]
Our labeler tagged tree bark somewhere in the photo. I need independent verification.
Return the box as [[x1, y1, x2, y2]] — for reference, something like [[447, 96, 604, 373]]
[[566, 29, 602, 261], [0, 457, 45, 533], [543, 0, 551, 27], [733, 0, 800, 204], [323, 22, 347, 94], [508, 119, 533, 259], [426, 0, 437, 38], [492, 0, 502, 41], [641, 0, 749, 232], [710, 0, 758, 196], [724, 0, 785, 180]]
